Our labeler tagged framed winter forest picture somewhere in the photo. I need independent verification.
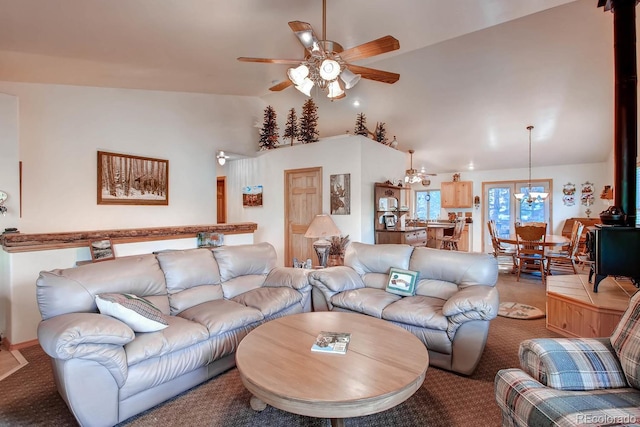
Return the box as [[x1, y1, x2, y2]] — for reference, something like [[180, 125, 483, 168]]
[[97, 151, 169, 205]]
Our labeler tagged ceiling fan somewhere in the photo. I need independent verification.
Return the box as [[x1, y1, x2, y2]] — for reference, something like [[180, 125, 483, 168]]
[[405, 149, 436, 186], [237, 0, 400, 99]]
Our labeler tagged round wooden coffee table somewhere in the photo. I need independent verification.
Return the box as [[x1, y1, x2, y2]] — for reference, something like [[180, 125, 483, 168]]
[[236, 311, 429, 427]]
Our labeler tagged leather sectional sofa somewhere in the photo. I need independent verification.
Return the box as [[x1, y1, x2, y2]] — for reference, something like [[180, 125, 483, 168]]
[[308, 242, 500, 375], [36, 243, 311, 427]]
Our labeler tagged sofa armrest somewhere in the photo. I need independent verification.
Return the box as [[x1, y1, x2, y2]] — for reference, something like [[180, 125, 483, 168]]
[[308, 267, 365, 311], [264, 267, 310, 291], [443, 285, 499, 319], [38, 312, 134, 387], [519, 338, 628, 391]]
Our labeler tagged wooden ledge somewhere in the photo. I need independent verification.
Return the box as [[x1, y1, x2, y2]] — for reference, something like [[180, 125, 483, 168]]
[[0, 223, 258, 253]]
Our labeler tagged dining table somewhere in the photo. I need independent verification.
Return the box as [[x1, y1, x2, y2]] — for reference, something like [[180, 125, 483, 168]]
[[497, 234, 570, 248]]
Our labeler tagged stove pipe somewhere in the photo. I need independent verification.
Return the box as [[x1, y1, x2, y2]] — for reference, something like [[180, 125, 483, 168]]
[[610, 0, 638, 226]]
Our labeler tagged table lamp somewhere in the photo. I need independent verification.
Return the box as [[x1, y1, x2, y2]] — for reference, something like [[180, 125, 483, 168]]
[[304, 213, 341, 268]]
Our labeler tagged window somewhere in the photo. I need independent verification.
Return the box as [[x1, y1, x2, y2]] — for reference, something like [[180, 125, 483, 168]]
[[415, 190, 441, 220]]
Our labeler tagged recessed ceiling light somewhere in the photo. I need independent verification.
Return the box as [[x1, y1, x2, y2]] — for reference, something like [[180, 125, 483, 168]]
[[353, 100, 360, 107]]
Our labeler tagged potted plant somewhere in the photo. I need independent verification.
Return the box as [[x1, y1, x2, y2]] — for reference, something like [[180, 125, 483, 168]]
[[328, 235, 350, 266]]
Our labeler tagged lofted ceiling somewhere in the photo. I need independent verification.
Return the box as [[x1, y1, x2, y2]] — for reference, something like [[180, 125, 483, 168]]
[[0, 0, 626, 173]]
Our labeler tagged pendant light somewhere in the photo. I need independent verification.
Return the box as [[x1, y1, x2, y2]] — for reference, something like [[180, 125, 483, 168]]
[[514, 125, 549, 204]]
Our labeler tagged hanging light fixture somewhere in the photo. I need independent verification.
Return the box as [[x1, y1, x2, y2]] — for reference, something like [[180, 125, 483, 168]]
[[403, 149, 436, 184], [514, 125, 549, 205], [216, 150, 229, 166]]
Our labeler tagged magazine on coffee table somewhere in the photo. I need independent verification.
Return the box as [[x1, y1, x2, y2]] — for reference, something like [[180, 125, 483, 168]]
[[311, 331, 351, 354]]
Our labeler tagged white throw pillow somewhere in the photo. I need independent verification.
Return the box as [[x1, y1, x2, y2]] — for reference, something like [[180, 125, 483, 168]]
[[96, 293, 168, 332]]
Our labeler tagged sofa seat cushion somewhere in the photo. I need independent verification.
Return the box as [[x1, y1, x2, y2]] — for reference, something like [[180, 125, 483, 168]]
[[178, 299, 263, 337], [125, 316, 210, 366], [382, 296, 448, 331], [331, 288, 401, 318], [232, 287, 303, 317]]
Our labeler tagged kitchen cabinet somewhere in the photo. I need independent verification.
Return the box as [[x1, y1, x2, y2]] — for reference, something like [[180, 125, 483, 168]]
[[375, 182, 421, 245], [376, 228, 427, 246], [441, 181, 473, 208]]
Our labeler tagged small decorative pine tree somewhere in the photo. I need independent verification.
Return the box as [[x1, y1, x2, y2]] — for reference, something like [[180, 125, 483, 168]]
[[374, 122, 388, 145], [258, 105, 279, 150], [298, 99, 319, 144], [354, 113, 368, 136], [283, 107, 299, 146]]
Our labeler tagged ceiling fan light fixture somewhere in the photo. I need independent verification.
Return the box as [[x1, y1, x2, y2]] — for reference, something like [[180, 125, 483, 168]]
[[295, 78, 315, 96], [319, 59, 341, 80], [340, 68, 361, 89], [287, 64, 309, 86], [327, 80, 344, 99]]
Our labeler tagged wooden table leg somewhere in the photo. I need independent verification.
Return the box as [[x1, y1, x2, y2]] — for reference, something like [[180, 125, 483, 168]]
[[250, 395, 267, 411]]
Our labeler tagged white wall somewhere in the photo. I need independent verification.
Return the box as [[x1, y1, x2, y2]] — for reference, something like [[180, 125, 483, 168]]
[[224, 135, 405, 264], [0, 82, 265, 233], [0, 93, 19, 342]]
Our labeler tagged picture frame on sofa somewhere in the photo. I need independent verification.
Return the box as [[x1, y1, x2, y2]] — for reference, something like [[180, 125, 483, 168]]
[[386, 268, 418, 296]]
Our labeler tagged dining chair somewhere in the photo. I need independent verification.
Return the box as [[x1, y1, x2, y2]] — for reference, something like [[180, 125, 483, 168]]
[[441, 219, 465, 250], [487, 220, 517, 272], [546, 221, 584, 275], [515, 223, 548, 284]]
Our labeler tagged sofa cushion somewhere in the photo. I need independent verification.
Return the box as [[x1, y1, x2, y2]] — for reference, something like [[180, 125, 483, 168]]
[[213, 242, 276, 282], [221, 275, 268, 299], [610, 291, 640, 389], [124, 315, 210, 366], [345, 242, 414, 276], [155, 249, 223, 315], [409, 247, 498, 289], [95, 293, 168, 333], [178, 299, 264, 337], [232, 287, 303, 317], [382, 296, 448, 331], [37, 254, 168, 320], [331, 288, 401, 318]]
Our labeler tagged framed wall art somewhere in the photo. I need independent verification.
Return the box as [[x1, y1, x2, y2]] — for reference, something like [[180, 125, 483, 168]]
[[243, 185, 263, 207], [97, 151, 169, 205], [90, 239, 115, 262], [330, 173, 351, 215]]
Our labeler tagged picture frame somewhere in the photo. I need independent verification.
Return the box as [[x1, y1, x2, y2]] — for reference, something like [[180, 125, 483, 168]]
[[243, 185, 263, 207], [97, 151, 169, 205], [384, 215, 396, 229], [197, 232, 224, 248], [89, 239, 115, 262], [330, 173, 351, 215], [386, 268, 418, 297]]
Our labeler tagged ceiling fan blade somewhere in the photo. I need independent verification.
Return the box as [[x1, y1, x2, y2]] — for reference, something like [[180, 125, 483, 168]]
[[269, 80, 293, 91], [346, 65, 400, 84], [237, 57, 302, 65], [339, 35, 400, 62], [288, 21, 323, 56]]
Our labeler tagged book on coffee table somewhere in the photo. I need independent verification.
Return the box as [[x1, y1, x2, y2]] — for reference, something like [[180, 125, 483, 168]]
[[311, 331, 351, 354]]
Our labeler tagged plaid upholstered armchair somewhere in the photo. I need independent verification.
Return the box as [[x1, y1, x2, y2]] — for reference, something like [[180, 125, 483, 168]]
[[495, 290, 640, 426]]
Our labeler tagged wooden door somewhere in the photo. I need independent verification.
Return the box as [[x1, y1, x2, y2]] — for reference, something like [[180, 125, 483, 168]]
[[216, 177, 226, 223], [285, 167, 322, 267]]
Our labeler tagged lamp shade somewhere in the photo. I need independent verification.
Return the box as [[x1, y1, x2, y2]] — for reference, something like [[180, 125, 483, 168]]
[[340, 68, 361, 89], [319, 59, 341, 81], [295, 77, 314, 97], [327, 80, 345, 99], [287, 64, 309, 86], [304, 214, 341, 240]]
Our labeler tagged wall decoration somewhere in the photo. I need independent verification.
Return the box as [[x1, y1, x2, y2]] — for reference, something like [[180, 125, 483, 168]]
[[283, 107, 299, 146], [89, 239, 115, 262], [242, 185, 263, 207], [298, 99, 319, 144], [373, 122, 388, 145], [581, 181, 595, 206], [354, 112, 368, 136], [97, 151, 168, 205], [330, 173, 351, 215], [197, 232, 224, 247], [562, 182, 576, 206], [258, 105, 279, 150]]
